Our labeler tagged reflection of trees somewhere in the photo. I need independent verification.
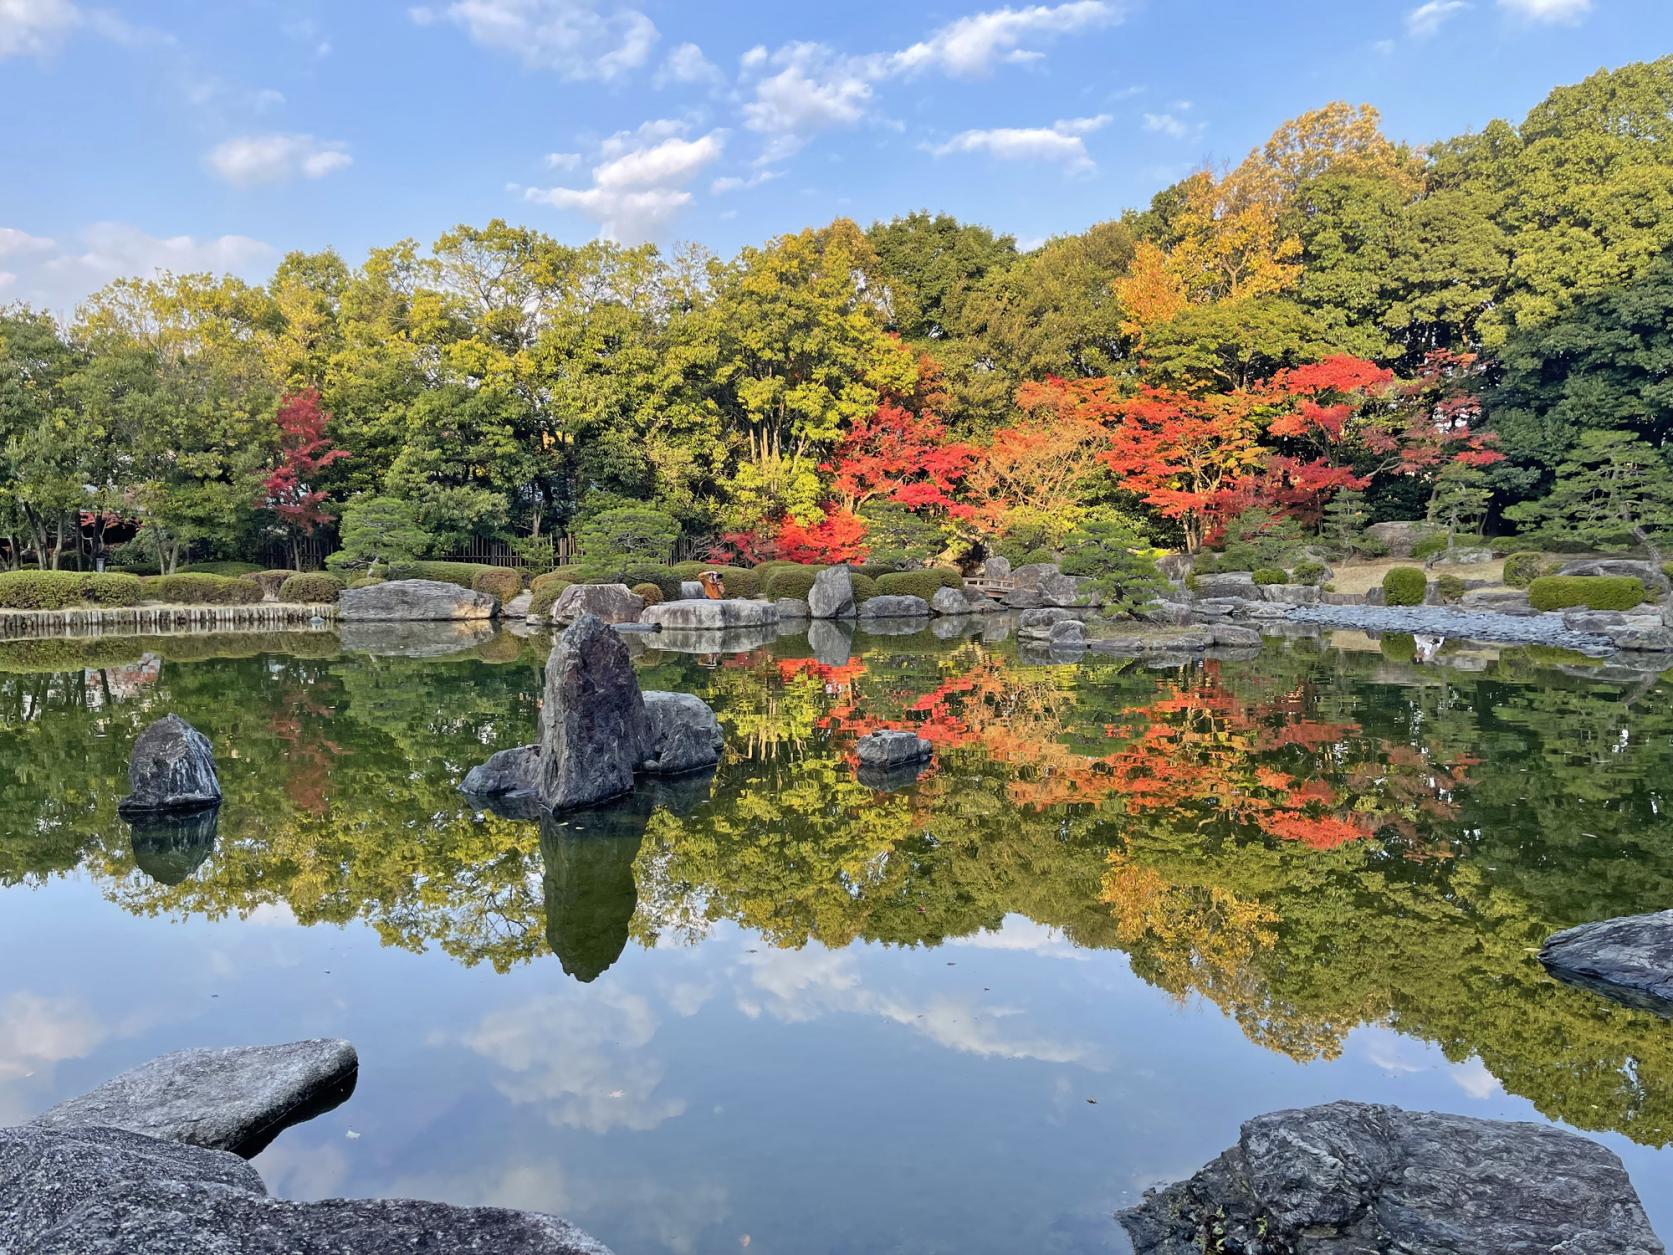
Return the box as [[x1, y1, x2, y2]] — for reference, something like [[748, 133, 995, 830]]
[[3, 630, 1671, 1144]]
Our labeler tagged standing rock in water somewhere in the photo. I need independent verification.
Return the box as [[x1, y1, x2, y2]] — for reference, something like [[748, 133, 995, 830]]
[[1540, 909, 1673, 1016], [118, 715, 221, 815], [640, 691, 723, 775], [808, 565, 857, 619], [1120, 1100, 1663, 1255], [539, 613, 651, 811]]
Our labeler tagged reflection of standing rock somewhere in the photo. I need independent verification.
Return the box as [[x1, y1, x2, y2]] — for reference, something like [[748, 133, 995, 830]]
[[129, 808, 219, 885], [807, 619, 854, 665], [119, 715, 222, 815]]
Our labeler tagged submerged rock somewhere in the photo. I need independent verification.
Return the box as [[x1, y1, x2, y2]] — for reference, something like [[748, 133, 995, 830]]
[[539, 613, 651, 811], [1119, 1100, 1663, 1255], [337, 579, 497, 622], [808, 566, 857, 619], [641, 598, 777, 630], [32, 1039, 358, 1157], [640, 691, 723, 775], [1540, 909, 1673, 1016], [338, 620, 496, 658], [118, 715, 221, 816], [807, 619, 854, 666], [856, 729, 933, 768], [0, 1125, 614, 1255]]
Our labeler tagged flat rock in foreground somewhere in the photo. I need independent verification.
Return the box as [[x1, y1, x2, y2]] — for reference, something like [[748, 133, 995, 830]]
[[0, 1124, 614, 1255], [337, 579, 497, 622], [1540, 909, 1673, 1016], [32, 1039, 357, 1156], [1119, 1100, 1663, 1255]]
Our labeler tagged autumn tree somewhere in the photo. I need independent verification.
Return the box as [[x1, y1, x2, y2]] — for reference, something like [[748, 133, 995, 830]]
[[264, 389, 348, 569]]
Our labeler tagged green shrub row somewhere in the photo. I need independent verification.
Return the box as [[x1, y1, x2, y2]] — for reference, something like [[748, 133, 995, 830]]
[[1501, 551, 1545, 589], [876, 568, 962, 600], [631, 581, 664, 605], [144, 573, 264, 605], [279, 573, 345, 603], [1382, 567, 1428, 606], [251, 570, 296, 598], [1252, 567, 1289, 586], [763, 566, 820, 601], [470, 567, 523, 602], [176, 560, 263, 577], [387, 561, 524, 592], [0, 570, 145, 610], [1528, 575, 1646, 612]]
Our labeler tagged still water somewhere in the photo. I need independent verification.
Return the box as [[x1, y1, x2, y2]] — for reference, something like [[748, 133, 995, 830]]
[[1, 620, 1670, 1253]]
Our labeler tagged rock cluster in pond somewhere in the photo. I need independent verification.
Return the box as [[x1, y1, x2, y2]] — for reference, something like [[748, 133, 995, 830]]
[[118, 714, 221, 815], [854, 729, 934, 792], [462, 613, 723, 813], [337, 578, 498, 622], [859, 593, 930, 619], [32, 1039, 358, 1157], [1119, 1100, 1663, 1255], [1539, 909, 1673, 1016]]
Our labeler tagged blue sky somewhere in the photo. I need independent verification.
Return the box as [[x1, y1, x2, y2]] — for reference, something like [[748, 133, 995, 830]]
[[2, 0, 1670, 314]]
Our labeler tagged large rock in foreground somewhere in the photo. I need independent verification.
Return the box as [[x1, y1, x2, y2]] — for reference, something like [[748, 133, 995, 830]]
[[808, 565, 857, 619], [0, 1124, 614, 1255], [337, 579, 497, 622], [1540, 909, 1673, 1016], [549, 583, 646, 625], [641, 598, 777, 630], [118, 715, 221, 816], [539, 613, 651, 811], [32, 1039, 358, 1157], [640, 691, 723, 775], [1119, 1100, 1662, 1255]]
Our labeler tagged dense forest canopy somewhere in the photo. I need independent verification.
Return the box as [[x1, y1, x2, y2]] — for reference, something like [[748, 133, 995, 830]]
[[3, 57, 1673, 571]]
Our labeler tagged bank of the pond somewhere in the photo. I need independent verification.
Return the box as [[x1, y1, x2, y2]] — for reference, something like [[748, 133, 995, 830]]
[[0, 601, 338, 641], [1280, 602, 1620, 651]]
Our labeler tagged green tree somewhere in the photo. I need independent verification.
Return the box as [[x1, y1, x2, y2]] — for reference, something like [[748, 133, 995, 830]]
[[327, 495, 434, 573], [1504, 430, 1673, 557]]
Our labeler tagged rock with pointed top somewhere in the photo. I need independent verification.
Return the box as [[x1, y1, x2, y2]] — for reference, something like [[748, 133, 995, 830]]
[[118, 715, 221, 816], [539, 614, 651, 811]]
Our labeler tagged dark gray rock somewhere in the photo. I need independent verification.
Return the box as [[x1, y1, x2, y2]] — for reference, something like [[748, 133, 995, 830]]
[[1008, 561, 1059, 592], [502, 590, 533, 619], [1609, 623, 1673, 652], [1557, 558, 1671, 595], [1191, 572, 1257, 600], [539, 613, 651, 811], [118, 715, 221, 816], [1365, 519, 1441, 558], [640, 691, 723, 775], [1120, 1100, 1663, 1255], [1461, 588, 1534, 615], [460, 744, 540, 799], [1540, 909, 1673, 1016], [1139, 599, 1196, 625], [980, 555, 1011, 579], [1564, 609, 1628, 633], [858, 594, 929, 619], [32, 1039, 357, 1157], [0, 1125, 614, 1255], [1090, 626, 1213, 655], [128, 809, 220, 886], [1037, 570, 1086, 606], [1258, 582, 1320, 605], [856, 759, 930, 791], [549, 583, 646, 625], [1001, 587, 1043, 609], [337, 579, 497, 622], [1018, 607, 1073, 632], [1047, 619, 1087, 648], [855, 729, 933, 768], [641, 598, 777, 630], [1431, 545, 1493, 565], [808, 565, 857, 619], [1208, 622, 1262, 647]]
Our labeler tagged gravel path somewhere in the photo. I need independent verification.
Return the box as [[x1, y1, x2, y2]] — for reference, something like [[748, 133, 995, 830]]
[[1283, 603, 1613, 652]]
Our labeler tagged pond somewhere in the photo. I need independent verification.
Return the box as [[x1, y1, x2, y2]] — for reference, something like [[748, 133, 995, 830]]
[[1, 620, 1670, 1254]]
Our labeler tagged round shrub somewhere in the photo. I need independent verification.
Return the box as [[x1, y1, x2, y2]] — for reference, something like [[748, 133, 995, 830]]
[[1528, 575, 1646, 612], [1502, 551, 1545, 589], [347, 577, 383, 589], [79, 573, 146, 606], [471, 567, 524, 602], [529, 578, 573, 619], [1434, 573, 1467, 604], [0, 571, 145, 610], [853, 562, 901, 580], [1382, 567, 1428, 607], [278, 573, 345, 603], [631, 581, 664, 605], [1379, 632, 1416, 661], [1291, 560, 1327, 585], [876, 569, 962, 600], [1252, 567, 1289, 586], [850, 572, 879, 604], [763, 565, 821, 601], [620, 565, 684, 602], [149, 574, 264, 605]]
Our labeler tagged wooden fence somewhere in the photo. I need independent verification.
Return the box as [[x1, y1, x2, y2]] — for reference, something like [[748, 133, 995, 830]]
[[0, 603, 338, 642], [261, 529, 712, 572]]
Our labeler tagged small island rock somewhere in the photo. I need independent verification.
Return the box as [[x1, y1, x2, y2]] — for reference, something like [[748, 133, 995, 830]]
[[337, 579, 498, 622], [1540, 909, 1673, 1015], [118, 715, 221, 816]]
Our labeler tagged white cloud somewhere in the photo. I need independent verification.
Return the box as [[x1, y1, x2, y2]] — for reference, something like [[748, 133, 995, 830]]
[[1142, 105, 1204, 141], [930, 114, 1109, 172], [544, 150, 581, 170], [741, 42, 877, 158], [526, 125, 725, 241], [206, 133, 352, 186], [0, 0, 79, 56], [656, 40, 722, 88], [710, 169, 780, 194], [0, 226, 56, 256], [410, 0, 657, 79], [1406, 0, 1469, 35], [890, 1, 1121, 76], [1498, 0, 1590, 20], [4, 221, 275, 314]]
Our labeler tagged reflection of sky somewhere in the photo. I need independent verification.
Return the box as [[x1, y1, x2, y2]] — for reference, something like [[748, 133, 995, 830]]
[[2, 884, 1669, 1255]]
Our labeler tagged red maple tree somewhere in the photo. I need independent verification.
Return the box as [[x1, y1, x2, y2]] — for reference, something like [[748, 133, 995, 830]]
[[264, 390, 348, 568]]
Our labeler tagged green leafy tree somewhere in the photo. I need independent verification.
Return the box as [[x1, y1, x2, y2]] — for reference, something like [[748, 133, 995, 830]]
[[1058, 519, 1166, 613], [327, 495, 434, 573]]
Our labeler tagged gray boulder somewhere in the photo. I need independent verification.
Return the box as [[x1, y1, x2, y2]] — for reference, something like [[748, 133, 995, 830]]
[[807, 619, 854, 666], [1564, 609, 1628, 633], [678, 580, 704, 599], [1046, 619, 1086, 648], [1608, 623, 1673, 652], [641, 598, 777, 630], [808, 565, 857, 618], [980, 555, 1011, 580], [1091, 625, 1214, 655], [32, 1039, 357, 1156], [1365, 520, 1441, 558], [1557, 558, 1671, 595], [1120, 1100, 1663, 1255], [1001, 587, 1044, 609], [1018, 607, 1074, 631], [930, 585, 974, 616], [1191, 572, 1257, 601], [859, 594, 930, 619], [1430, 545, 1494, 565], [1209, 622, 1262, 647], [640, 691, 723, 775], [460, 744, 540, 800], [1037, 570, 1086, 606], [549, 583, 645, 626], [1259, 583, 1321, 605], [0, 1124, 614, 1255], [337, 579, 497, 622], [538, 613, 650, 811], [1540, 909, 1673, 1016], [1461, 589, 1534, 615], [1140, 599, 1197, 625], [119, 715, 221, 816], [773, 597, 811, 619], [856, 729, 933, 768], [502, 590, 533, 619]]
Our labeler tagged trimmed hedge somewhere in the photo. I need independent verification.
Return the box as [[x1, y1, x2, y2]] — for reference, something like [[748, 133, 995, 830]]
[[146, 574, 263, 605], [854, 562, 903, 580], [1252, 567, 1289, 586], [1528, 575, 1646, 612], [763, 565, 821, 600], [1292, 560, 1327, 585], [530, 578, 573, 618], [389, 561, 521, 592], [850, 572, 879, 604], [0, 570, 145, 610], [177, 561, 262, 577], [1410, 535, 1449, 562], [471, 567, 524, 602], [876, 568, 962, 600], [1383, 567, 1427, 607], [278, 573, 344, 603], [1502, 551, 1545, 589], [632, 581, 664, 605], [620, 564, 685, 602]]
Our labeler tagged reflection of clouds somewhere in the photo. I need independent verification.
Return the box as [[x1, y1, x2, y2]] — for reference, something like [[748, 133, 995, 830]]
[[457, 990, 687, 1133], [384, 1157, 574, 1216], [737, 947, 1097, 1066], [253, 1138, 351, 1200], [245, 901, 300, 927], [0, 992, 108, 1124], [1358, 1028, 1504, 1100], [946, 915, 1089, 961]]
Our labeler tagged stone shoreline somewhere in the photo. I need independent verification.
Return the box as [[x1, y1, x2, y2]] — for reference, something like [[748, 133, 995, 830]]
[[1280, 602, 1619, 650]]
